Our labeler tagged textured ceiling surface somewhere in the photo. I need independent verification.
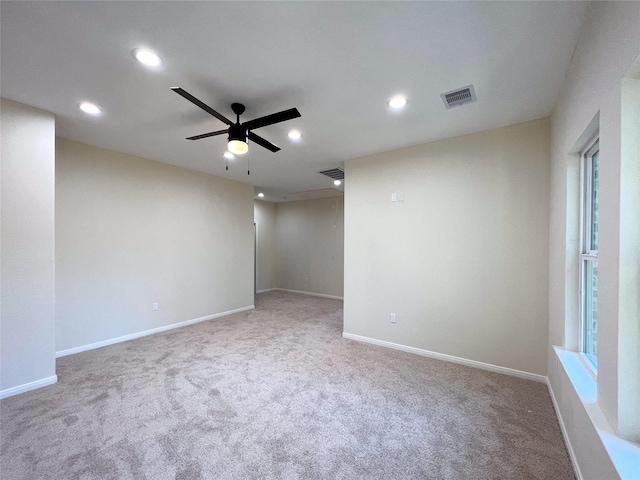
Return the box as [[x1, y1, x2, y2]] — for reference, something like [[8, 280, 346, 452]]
[[0, 1, 589, 201]]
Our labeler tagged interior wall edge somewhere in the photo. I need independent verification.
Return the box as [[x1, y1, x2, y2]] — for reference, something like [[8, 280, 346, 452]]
[[273, 288, 343, 301], [55, 305, 256, 359], [0, 97, 56, 393], [547, 379, 585, 480], [342, 332, 547, 384], [256, 288, 277, 294], [0, 375, 58, 400]]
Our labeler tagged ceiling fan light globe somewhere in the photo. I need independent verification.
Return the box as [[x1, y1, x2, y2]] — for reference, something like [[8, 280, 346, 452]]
[[228, 140, 248, 155]]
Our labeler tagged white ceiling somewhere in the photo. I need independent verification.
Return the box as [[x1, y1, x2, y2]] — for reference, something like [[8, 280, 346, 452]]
[[1, 1, 589, 202]]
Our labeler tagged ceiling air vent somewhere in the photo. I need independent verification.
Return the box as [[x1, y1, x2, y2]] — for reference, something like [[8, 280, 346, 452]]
[[441, 85, 476, 109], [318, 167, 344, 180]]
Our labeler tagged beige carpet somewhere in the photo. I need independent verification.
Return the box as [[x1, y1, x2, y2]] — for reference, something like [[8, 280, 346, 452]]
[[1, 291, 574, 479]]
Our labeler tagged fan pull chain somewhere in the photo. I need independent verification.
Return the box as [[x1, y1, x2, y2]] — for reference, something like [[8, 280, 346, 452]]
[[226, 157, 229, 171], [247, 154, 250, 175]]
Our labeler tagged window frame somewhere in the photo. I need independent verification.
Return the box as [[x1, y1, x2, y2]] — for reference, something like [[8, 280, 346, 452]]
[[579, 136, 599, 372]]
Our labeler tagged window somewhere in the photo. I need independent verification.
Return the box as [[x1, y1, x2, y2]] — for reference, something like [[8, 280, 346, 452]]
[[580, 138, 599, 369]]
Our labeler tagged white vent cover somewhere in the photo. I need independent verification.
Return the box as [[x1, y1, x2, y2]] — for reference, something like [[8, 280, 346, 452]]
[[318, 167, 344, 180], [441, 85, 476, 109]]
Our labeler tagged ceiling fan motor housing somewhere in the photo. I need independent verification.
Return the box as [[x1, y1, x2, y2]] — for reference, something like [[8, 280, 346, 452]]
[[228, 122, 247, 142]]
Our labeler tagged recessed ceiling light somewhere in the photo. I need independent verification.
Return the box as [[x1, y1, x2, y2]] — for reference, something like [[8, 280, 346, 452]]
[[131, 48, 163, 67], [288, 129, 302, 140], [79, 102, 102, 115], [257, 192, 265, 198], [223, 151, 235, 160], [334, 180, 342, 186], [387, 95, 407, 109]]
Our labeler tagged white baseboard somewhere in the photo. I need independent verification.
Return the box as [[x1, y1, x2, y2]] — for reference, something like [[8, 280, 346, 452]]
[[342, 332, 547, 384], [0, 375, 58, 400], [547, 379, 584, 480], [256, 288, 277, 294], [56, 305, 255, 358], [274, 288, 343, 301]]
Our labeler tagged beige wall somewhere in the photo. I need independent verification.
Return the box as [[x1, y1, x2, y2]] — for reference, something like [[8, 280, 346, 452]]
[[344, 118, 550, 375], [275, 197, 344, 298], [56, 139, 254, 352], [254, 200, 277, 291], [1, 99, 56, 396], [253, 197, 344, 297], [547, 1, 640, 476]]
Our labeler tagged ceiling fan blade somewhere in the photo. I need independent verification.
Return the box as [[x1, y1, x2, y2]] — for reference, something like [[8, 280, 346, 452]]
[[171, 87, 232, 125], [243, 108, 301, 131], [248, 131, 280, 152], [186, 129, 228, 141]]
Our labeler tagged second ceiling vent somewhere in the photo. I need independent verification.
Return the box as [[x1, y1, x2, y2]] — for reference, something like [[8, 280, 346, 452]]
[[441, 85, 477, 109], [318, 167, 344, 180]]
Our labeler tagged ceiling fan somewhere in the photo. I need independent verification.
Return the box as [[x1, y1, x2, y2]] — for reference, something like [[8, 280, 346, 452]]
[[171, 87, 301, 155]]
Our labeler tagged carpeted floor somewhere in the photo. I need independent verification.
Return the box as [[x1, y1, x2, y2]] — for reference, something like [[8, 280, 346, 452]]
[[1, 291, 574, 479]]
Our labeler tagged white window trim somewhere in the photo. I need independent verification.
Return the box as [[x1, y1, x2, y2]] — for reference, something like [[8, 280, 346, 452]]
[[553, 347, 640, 479], [578, 136, 599, 373]]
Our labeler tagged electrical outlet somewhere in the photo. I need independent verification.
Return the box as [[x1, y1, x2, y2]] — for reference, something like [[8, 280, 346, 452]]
[[390, 313, 397, 323], [153, 302, 159, 311]]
